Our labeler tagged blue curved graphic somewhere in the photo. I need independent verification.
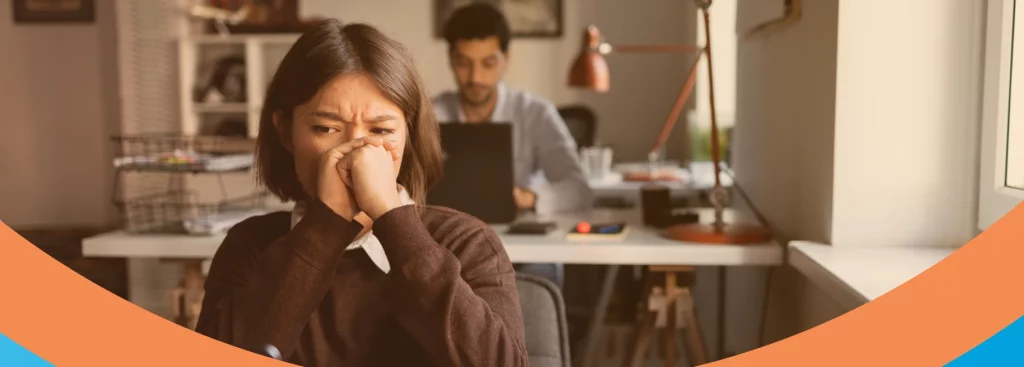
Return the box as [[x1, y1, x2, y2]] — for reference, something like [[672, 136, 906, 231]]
[[0, 332, 53, 366], [947, 315, 1024, 366]]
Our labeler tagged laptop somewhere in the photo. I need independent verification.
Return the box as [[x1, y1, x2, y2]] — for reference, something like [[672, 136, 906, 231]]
[[426, 123, 517, 223]]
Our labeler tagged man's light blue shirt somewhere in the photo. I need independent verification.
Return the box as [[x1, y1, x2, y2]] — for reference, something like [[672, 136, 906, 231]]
[[432, 82, 593, 213]]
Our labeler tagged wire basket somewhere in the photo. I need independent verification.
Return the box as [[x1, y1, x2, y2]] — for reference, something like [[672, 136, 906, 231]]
[[111, 134, 256, 173], [116, 190, 269, 234]]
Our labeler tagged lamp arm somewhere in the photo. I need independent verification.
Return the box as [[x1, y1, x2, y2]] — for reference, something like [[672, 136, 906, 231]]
[[648, 51, 704, 163], [610, 44, 701, 54], [702, 6, 723, 190]]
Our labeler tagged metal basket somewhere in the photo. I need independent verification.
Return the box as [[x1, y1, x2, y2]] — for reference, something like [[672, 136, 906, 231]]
[[111, 134, 255, 173], [115, 190, 268, 234]]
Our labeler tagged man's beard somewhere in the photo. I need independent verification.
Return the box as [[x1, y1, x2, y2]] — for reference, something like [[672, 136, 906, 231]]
[[459, 84, 494, 107]]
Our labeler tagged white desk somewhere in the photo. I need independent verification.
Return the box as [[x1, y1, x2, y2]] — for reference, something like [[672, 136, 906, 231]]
[[788, 241, 955, 310], [84, 208, 781, 266]]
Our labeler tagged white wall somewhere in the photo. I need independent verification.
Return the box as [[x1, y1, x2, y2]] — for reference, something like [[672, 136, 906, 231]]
[[732, 0, 842, 345], [575, 0, 696, 161], [733, 0, 988, 345], [0, 1, 120, 228], [734, 0, 838, 248], [830, 0, 984, 248], [301, 0, 695, 162]]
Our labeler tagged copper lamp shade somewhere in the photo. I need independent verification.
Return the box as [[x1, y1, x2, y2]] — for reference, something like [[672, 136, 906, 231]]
[[568, 26, 610, 92]]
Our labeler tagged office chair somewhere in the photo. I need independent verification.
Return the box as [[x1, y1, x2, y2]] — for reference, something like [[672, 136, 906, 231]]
[[517, 273, 572, 367], [244, 275, 575, 367], [557, 105, 597, 150]]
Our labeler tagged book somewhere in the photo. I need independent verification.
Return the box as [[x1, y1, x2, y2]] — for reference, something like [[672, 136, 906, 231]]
[[565, 222, 629, 241]]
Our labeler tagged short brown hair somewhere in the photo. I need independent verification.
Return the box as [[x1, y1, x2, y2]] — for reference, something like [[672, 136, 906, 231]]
[[255, 20, 443, 205]]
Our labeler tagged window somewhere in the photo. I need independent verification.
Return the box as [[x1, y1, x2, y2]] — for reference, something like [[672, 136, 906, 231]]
[[1005, 0, 1024, 190], [980, 0, 1024, 229], [691, 0, 737, 162]]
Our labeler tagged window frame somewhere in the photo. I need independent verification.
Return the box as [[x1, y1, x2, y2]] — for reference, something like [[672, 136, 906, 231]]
[[980, 0, 1024, 230]]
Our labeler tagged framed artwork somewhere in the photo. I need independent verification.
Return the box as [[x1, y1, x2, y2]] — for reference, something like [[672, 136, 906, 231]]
[[434, 0, 563, 38], [13, 0, 95, 23], [202, 0, 314, 34]]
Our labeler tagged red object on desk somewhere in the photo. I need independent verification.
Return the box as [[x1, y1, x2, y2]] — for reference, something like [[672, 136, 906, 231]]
[[575, 222, 592, 234]]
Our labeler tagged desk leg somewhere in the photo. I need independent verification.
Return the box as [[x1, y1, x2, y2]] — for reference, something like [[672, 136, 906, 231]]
[[624, 309, 658, 367], [664, 271, 677, 367], [717, 266, 726, 360], [581, 264, 619, 367]]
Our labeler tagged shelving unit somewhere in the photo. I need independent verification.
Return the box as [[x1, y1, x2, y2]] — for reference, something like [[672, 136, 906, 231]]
[[123, 33, 305, 236], [109, 134, 268, 235], [105, 35, 303, 235], [178, 34, 300, 139]]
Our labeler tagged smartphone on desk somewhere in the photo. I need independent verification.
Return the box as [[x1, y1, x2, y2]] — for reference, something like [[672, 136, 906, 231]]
[[507, 220, 557, 235]]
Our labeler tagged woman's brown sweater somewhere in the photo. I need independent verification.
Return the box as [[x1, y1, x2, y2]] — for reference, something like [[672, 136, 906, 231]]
[[195, 199, 528, 366]]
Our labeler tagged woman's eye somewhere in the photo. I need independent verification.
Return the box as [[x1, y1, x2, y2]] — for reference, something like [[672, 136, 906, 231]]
[[313, 126, 338, 134], [371, 128, 395, 135]]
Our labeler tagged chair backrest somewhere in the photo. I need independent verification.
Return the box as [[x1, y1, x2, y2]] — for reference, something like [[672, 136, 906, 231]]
[[557, 105, 597, 150], [516, 273, 571, 367]]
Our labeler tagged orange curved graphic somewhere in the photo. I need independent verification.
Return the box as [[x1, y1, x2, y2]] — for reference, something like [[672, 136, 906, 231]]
[[707, 203, 1024, 366], [0, 224, 288, 366]]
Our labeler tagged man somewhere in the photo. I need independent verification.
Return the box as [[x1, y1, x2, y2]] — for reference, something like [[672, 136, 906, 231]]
[[434, 2, 593, 215], [434, 3, 593, 287]]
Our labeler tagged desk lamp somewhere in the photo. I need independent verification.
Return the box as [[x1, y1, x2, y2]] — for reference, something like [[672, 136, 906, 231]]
[[568, 0, 770, 244]]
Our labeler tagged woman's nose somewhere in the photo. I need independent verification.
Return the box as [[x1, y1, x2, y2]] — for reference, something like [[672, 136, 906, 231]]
[[344, 127, 369, 142]]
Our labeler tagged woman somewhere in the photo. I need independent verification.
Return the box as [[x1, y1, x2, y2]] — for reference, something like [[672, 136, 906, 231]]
[[195, 20, 528, 366]]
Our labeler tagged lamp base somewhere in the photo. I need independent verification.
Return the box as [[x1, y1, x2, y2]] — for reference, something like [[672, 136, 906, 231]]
[[665, 222, 772, 244], [623, 169, 682, 182]]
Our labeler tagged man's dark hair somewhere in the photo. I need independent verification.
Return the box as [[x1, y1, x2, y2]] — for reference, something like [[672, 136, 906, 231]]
[[443, 2, 511, 53]]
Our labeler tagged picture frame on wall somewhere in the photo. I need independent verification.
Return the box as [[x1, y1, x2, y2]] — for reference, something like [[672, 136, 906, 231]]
[[434, 0, 563, 38], [13, 0, 95, 23]]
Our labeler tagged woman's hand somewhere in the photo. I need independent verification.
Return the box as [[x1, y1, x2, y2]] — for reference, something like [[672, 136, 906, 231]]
[[338, 141, 404, 220], [316, 137, 387, 220]]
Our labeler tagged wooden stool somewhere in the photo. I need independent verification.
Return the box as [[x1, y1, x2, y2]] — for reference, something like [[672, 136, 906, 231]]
[[169, 259, 206, 329], [623, 266, 709, 367]]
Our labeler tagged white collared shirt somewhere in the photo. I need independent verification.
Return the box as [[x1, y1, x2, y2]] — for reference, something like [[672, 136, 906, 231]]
[[289, 189, 415, 274]]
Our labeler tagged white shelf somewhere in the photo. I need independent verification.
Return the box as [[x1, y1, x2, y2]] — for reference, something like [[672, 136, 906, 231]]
[[180, 35, 295, 138], [788, 241, 955, 311], [183, 33, 301, 45]]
